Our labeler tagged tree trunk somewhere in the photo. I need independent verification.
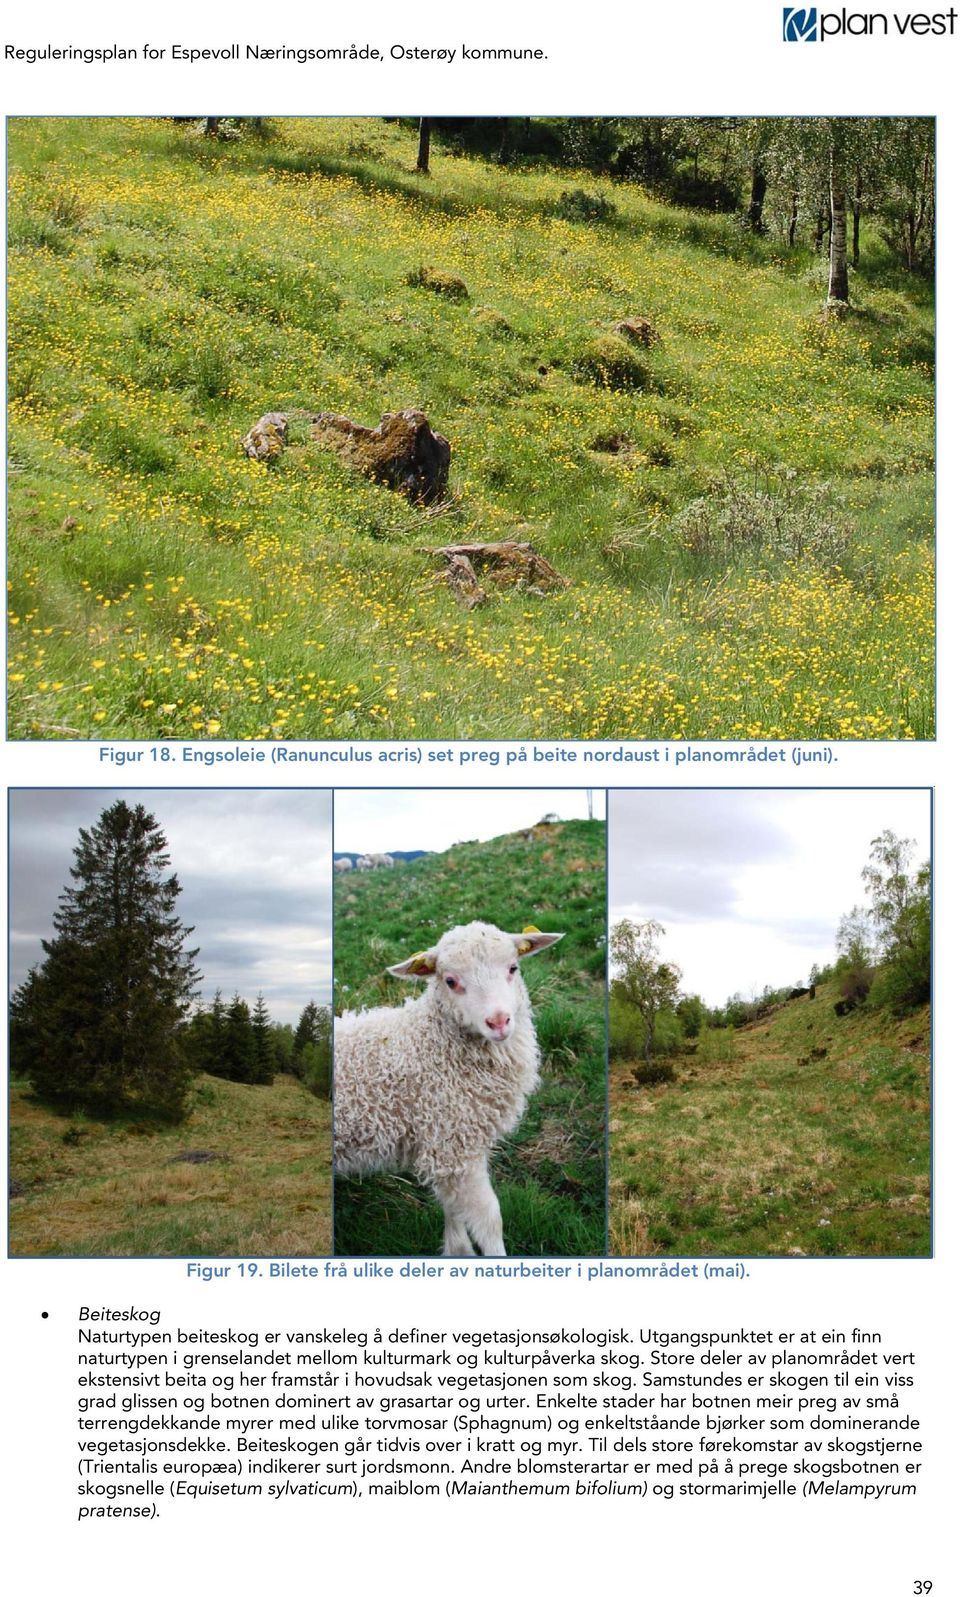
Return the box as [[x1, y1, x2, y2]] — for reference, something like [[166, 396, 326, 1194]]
[[203, 117, 220, 138], [814, 205, 826, 253], [788, 189, 800, 247], [748, 162, 767, 234], [416, 118, 432, 175], [828, 146, 849, 302], [851, 168, 863, 268]]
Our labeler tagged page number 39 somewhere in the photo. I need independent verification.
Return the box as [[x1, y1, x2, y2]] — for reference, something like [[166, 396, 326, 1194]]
[[912, 1583, 933, 1594]]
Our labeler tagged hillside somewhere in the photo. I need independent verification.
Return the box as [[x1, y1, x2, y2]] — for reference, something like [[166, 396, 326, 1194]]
[[8, 117, 933, 741], [609, 977, 929, 1258], [334, 817, 606, 1255], [9, 1072, 332, 1257]]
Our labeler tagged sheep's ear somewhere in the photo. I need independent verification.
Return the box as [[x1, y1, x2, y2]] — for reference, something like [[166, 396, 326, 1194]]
[[387, 947, 438, 979], [512, 928, 564, 958]]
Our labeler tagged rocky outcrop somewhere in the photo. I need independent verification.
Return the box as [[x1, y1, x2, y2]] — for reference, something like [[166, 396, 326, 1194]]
[[311, 408, 451, 505]]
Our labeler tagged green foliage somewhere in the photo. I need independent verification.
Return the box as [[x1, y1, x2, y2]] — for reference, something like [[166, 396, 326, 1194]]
[[609, 920, 681, 1065], [575, 334, 651, 391], [13, 801, 198, 1121], [555, 189, 617, 224], [697, 1025, 737, 1064], [223, 995, 256, 1083], [334, 819, 605, 1256], [250, 994, 276, 1085], [676, 994, 708, 1039], [288, 1002, 332, 1099], [631, 1059, 677, 1087], [672, 471, 850, 569]]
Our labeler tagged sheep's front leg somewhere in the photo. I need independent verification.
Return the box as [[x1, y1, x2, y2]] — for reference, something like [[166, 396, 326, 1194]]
[[435, 1162, 504, 1258]]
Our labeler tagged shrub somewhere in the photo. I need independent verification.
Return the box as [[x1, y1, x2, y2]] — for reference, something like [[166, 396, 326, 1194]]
[[406, 265, 470, 300], [575, 334, 650, 391], [555, 189, 617, 224], [189, 340, 236, 400], [632, 1060, 677, 1087], [673, 472, 850, 567], [697, 1026, 737, 1064]]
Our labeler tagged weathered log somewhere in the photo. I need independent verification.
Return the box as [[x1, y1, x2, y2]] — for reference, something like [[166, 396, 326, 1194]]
[[444, 553, 487, 609], [311, 408, 451, 505], [426, 540, 569, 592]]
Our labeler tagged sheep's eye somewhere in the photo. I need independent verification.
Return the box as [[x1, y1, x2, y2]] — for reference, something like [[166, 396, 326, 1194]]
[[509, 964, 519, 975], [445, 976, 459, 990]]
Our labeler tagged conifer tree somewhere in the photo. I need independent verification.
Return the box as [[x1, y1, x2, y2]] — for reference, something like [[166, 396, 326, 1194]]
[[13, 801, 199, 1120], [250, 993, 276, 1085], [223, 994, 256, 1083]]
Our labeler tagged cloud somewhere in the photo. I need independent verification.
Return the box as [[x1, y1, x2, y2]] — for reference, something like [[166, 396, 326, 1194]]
[[609, 789, 930, 1005], [9, 788, 333, 1024]]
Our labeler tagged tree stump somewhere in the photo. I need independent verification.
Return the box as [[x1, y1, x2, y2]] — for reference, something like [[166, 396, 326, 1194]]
[[241, 413, 288, 463], [311, 409, 451, 505], [613, 316, 660, 348], [426, 540, 569, 604]]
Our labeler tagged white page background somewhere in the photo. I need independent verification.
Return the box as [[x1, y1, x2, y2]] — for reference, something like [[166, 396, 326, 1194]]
[[2, 5, 954, 1593]]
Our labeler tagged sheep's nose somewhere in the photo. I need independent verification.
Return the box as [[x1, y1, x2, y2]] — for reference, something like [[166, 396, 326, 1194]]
[[485, 1012, 511, 1038]]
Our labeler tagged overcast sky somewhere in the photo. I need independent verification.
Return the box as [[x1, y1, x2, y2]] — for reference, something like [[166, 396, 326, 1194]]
[[335, 788, 605, 855], [9, 789, 332, 1024], [609, 790, 930, 1006]]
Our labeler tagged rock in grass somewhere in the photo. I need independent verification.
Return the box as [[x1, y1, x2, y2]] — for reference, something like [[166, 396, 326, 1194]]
[[311, 408, 451, 505], [241, 412, 288, 463], [575, 334, 650, 391], [471, 305, 512, 335], [613, 316, 660, 348], [406, 265, 470, 301]]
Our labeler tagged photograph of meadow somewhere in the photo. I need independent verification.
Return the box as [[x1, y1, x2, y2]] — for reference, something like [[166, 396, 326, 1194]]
[[9, 789, 333, 1257], [332, 790, 606, 1255], [607, 790, 931, 1258], [7, 116, 934, 741]]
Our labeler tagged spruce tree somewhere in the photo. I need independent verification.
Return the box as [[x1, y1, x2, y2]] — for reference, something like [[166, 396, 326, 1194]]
[[14, 801, 199, 1120], [250, 994, 276, 1085], [293, 1000, 322, 1060]]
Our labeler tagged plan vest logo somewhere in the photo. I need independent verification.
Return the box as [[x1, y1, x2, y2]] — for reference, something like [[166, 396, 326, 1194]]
[[783, 5, 957, 37], [783, 7, 818, 38]]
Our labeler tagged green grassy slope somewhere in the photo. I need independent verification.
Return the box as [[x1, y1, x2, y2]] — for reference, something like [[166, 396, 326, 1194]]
[[334, 817, 606, 1255], [9, 1072, 332, 1257], [8, 117, 933, 740], [609, 978, 929, 1258]]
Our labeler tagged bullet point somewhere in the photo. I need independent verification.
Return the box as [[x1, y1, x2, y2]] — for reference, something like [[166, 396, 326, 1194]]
[[41, 1311, 49, 1319]]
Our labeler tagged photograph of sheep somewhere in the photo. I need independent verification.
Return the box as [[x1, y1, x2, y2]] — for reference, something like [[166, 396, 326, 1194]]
[[332, 790, 607, 1256], [9, 789, 334, 1257], [8, 116, 933, 743], [607, 789, 931, 1259]]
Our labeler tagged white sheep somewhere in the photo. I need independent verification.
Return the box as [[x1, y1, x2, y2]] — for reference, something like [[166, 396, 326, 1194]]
[[334, 857, 354, 873], [335, 920, 563, 1257]]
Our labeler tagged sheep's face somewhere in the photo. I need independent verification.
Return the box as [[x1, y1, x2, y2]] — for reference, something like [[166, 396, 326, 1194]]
[[388, 921, 563, 1045]]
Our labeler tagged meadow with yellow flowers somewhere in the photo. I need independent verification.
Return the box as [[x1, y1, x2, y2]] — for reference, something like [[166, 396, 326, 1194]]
[[8, 118, 934, 741]]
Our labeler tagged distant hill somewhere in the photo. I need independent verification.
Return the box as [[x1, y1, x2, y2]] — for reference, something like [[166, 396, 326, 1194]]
[[334, 850, 430, 864], [609, 975, 929, 1259]]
